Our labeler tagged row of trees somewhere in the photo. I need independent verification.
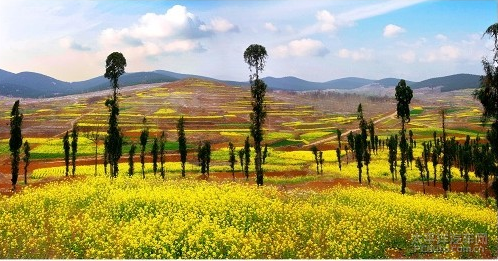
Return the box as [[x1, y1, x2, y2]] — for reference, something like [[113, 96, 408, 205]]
[[95, 45, 269, 183], [9, 100, 31, 191]]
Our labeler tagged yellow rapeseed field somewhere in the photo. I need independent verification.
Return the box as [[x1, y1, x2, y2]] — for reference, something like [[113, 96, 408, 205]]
[[0, 176, 495, 259]]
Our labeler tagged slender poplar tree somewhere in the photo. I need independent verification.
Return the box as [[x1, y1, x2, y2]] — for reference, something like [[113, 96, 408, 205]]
[[244, 44, 268, 186], [22, 141, 30, 185], [395, 79, 413, 194]]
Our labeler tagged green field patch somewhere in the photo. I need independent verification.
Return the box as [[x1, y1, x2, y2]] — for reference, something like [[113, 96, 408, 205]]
[[410, 106, 423, 116], [266, 132, 294, 140], [270, 139, 305, 147]]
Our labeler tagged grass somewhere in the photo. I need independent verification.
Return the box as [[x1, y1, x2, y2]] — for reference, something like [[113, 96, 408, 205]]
[[270, 139, 304, 148]]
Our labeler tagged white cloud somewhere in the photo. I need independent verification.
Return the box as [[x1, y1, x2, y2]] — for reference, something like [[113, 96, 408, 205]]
[[399, 50, 416, 63], [100, 5, 235, 56], [59, 37, 91, 51], [200, 17, 239, 33], [435, 34, 448, 41], [316, 10, 337, 32], [337, 48, 373, 61], [421, 45, 461, 62], [264, 22, 279, 32], [275, 38, 329, 58], [383, 24, 406, 38], [130, 5, 207, 39]]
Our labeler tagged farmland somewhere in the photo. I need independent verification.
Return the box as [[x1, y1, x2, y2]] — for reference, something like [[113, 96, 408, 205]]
[[0, 79, 496, 258]]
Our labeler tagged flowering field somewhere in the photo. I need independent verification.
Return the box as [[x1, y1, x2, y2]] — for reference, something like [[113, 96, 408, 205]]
[[0, 176, 495, 259]]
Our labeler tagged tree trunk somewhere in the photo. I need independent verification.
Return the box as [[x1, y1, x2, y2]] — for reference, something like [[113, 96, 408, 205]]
[[94, 143, 98, 176], [366, 165, 370, 185]]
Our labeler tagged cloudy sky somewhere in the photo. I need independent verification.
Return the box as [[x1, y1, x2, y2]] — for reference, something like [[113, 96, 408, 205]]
[[0, 0, 495, 82]]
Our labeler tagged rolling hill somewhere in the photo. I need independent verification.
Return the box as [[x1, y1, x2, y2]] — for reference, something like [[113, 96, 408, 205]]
[[0, 68, 481, 98]]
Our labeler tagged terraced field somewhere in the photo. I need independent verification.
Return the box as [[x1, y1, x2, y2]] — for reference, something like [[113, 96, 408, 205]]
[[0, 79, 495, 258]]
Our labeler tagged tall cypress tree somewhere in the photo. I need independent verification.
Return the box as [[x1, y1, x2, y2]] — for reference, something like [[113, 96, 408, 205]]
[[151, 138, 159, 176], [140, 117, 149, 179], [63, 131, 70, 177], [177, 116, 187, 177], [228, 142, 237, 180], [10, 100, 23, 191], [71, 124, 78, 176], [22, 141, 30, 185], [354, 134, 364, 184]]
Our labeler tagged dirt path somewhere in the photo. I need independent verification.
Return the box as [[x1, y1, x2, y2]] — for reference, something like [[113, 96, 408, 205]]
[[305, 111, 398, 147]]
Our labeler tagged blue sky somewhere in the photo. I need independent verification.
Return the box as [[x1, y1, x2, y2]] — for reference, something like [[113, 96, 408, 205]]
[[0, 0, 495, 82]]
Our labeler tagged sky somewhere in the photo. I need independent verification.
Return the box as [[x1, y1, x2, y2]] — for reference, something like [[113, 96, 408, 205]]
[[0, 0, 496, 82]]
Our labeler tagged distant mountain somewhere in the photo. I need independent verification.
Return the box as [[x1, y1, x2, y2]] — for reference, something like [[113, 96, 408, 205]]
[[0, 68, 15, 81], [410, 73, 480, 92], [0, 70, 178, 98], [261, 76, 323, 91], [0, 68, 482, 98]]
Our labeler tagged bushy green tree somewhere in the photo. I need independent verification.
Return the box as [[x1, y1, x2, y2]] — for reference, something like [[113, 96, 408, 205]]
[[177, 116, 187, 177], [473, 22, 498, 208], [197, 141, 211, 177]]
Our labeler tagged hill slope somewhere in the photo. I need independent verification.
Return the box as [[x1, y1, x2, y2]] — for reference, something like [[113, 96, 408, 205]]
[[0, 68, 481, 98]]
